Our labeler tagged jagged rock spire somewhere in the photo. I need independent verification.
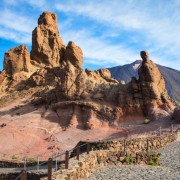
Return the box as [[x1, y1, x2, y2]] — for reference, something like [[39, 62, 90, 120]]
[[31, 12, 64, 67], [138, 50, 168, 101]]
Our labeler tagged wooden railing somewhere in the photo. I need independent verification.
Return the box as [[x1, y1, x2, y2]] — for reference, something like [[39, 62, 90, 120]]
[[15, 143, 90, 180], [15, 124, 179, 180]]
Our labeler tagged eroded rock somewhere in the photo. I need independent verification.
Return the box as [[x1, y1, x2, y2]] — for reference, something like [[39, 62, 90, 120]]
[[31, 11, 64, 67], [4, 45, 32, 76], [64, 41, 83, 69], [0, 12, 175, 125]]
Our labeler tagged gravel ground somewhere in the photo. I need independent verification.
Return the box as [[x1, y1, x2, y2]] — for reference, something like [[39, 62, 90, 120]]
[[87, 140, 180, 180]]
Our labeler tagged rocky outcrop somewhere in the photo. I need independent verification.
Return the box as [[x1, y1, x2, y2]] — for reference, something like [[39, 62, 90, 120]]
[[0, 45, 37, 91], [31, 11, 64, 67], [4, 45, 32, 76], [64, 41, 83, 69], [0, 11, 175, 126], [138, 51, 168, 102], [117, 51, 174, 117]]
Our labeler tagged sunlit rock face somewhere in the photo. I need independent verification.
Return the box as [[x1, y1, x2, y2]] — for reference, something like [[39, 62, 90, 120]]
[[31, 11, 64, 67], [0, 12, 175, 125]]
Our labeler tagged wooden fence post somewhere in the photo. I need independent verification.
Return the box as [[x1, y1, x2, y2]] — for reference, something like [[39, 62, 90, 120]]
[[24, 158, 26, 170], [65, 151, 69, 169], [87, 143, 90, 154], [55, 154, 58, 171], [37, 156, 39, 171], [124, 140, 126, 152], [48, 158, 52, 180], [76, 146, 80, 160], [171, 124, 173, 133], [147, 139, 149, 152], [159, 126, 161, 136], [20, 170, 27, 180]]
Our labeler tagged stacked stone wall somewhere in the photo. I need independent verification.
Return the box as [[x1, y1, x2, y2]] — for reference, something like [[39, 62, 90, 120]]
[[48, 133, 177, 180]]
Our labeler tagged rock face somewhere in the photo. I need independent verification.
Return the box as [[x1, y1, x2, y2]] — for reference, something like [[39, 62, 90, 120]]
[[0, 11, 175, 127], [0, 45, 37, 91], [31, 12, 64, 67], [138, 51, 168, 102], [108, 60, 180, 103], [64, 41, 83, 69], [4, 45, 32, 76], [118, 51, 174, 117]]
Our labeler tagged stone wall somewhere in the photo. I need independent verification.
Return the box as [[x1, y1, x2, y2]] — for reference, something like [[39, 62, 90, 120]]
[[51, 150, 161, 180], [47, 132, 177, 180], [90, 132, 177, 152]]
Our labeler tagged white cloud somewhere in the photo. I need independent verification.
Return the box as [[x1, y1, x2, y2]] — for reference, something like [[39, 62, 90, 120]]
[[0, 0, 179, 70], [0, 10, 36, 34], [26, 0, 50, 10], [55, 0, 180, 69], [61, 29, 139, 67], [0, 28, 31, 44]]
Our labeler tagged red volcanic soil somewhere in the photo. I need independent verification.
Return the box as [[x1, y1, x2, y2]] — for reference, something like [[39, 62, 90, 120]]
[[0, 98, 178, 161], [0, 98, 124, 161]]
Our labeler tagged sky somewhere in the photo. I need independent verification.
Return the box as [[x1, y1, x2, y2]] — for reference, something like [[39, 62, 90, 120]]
[[0, 0, 180, 71]]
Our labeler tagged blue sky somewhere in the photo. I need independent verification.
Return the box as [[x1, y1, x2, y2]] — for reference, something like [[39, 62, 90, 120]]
[[0, 0, 180, 71]]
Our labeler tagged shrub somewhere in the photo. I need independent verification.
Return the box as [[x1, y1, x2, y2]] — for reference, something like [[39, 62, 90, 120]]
[[147, 153, 161, 166], [124, 155, 134, 165], [144, 119, 150, 124], [12, 155, 18, 160], [25, 157, 37, 163]]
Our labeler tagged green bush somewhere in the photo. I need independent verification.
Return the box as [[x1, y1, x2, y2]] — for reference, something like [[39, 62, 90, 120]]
[[11, 155, 18, 161], [147, 153, 161, 166], [124, 155, 134, 165]]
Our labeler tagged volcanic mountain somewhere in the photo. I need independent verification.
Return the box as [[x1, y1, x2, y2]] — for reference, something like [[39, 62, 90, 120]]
[[108, 60, 180, 102]]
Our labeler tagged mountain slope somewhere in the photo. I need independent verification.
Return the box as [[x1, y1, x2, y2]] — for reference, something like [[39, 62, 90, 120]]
[[108, 60, 180, 102]]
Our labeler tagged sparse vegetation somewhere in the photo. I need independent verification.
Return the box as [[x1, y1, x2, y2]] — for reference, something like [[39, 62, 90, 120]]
[[0, 87, 43, 107], [124, 155, 135, 165], [26, 157, 37, 163], [22, 157, 37, 163], [11, 154, 18, 160], [147, 152, 161, 166]]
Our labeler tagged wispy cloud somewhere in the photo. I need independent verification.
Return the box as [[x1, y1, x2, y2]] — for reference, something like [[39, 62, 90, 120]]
[[55, 0, 180, 69], [61, 29, 139, 67], [0, 0, 179, 70]]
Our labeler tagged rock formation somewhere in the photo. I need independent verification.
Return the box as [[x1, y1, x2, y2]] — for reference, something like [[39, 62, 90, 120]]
[[31, 11, 64, 67], [118, 51, 174, 117], [0, 44, 37, 91], [64, 41, 83, 69], [0, 11, 175, 128], [138, 51, 168, 102], [4, 45, 32, 76]]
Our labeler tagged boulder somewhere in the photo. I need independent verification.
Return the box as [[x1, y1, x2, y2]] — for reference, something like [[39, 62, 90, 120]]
[[98, 68, 111, 79], [64, 41, 83, 69]]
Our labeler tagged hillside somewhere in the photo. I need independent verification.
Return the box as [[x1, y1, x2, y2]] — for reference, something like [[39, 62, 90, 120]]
[[0, 11, 176, 161], [108, 60, 180, 102]]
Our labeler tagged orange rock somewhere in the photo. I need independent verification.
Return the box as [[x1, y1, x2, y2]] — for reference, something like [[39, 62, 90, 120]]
[[31, 12, 64, 67], [4, 45, 32, 76]]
